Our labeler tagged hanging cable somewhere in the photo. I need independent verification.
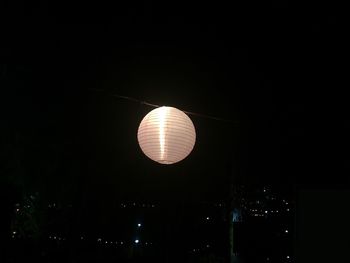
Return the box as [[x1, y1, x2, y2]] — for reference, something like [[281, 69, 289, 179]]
[[88, 88, 235, 123]]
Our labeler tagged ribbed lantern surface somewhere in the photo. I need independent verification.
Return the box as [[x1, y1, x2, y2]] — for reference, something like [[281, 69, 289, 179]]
[[137, 106, 196, 164]]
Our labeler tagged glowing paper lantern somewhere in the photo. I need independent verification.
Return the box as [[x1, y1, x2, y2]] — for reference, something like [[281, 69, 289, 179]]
[[137, 106, 196, 164]]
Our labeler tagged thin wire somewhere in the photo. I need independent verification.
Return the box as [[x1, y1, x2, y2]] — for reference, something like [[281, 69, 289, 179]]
[[181, 110, 233, 123], [88, 88, 235, 123]]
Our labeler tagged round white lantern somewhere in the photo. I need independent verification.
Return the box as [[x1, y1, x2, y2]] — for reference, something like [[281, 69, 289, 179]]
[[137, 106, 196, 164]]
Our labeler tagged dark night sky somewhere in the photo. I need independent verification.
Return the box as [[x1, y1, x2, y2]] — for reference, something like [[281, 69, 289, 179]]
[[1, 1, 346, 207]]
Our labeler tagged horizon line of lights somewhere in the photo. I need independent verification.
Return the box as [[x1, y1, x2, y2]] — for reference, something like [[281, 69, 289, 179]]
[[46, 235, 153, 245], [15, 203, 291, 212], [12, 233, 293, 260], [15, 189, 293, 211], [14, 202, 228, 210]]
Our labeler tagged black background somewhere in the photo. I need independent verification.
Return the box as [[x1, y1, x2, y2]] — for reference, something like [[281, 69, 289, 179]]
[[0, 1, 347, 261]]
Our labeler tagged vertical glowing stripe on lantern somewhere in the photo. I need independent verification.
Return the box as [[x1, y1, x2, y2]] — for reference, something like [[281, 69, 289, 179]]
[[137, 106, 196, 164], [159, 107, 167, 160]]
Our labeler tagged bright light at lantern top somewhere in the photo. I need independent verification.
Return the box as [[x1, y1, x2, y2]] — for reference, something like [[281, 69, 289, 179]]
[[137, 106, 196, 164]]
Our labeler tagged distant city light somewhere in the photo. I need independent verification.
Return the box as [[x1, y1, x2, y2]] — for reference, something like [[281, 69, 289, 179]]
[[20, 187, 292, 259]]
